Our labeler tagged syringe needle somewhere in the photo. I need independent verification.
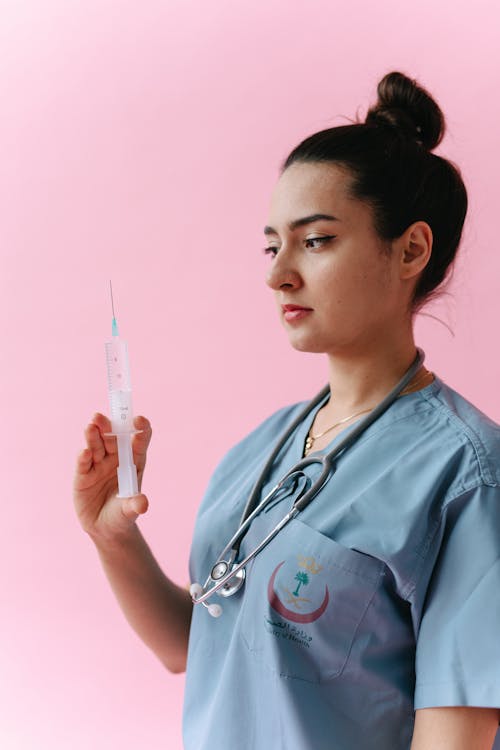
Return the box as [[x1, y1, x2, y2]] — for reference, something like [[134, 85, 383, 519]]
[[109, 280, 119, 337]]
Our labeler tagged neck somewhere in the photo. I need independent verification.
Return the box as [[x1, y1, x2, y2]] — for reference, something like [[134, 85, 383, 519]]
[[325, 337, 419, 412]]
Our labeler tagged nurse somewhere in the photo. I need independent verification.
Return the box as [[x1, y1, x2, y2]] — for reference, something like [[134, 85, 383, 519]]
[[73, 71, 500, 749]]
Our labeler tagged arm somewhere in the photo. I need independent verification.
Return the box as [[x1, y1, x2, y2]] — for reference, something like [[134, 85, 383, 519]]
[[411, 707, 499, 750], [413, 486, 500, 749], [92, 524, 192, 673], [73, 413, 192, 673]]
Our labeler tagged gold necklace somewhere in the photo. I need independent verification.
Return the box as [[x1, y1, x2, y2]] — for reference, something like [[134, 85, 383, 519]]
[[303, 368, 434, 457], [304, 407, 373, 456]]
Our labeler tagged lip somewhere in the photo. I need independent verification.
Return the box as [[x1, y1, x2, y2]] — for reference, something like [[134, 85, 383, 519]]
[[281, 304, 313, 312], [281, 303, 313, 323]]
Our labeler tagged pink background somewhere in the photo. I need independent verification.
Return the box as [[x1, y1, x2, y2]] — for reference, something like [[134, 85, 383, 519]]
[[1, 1, 499, 747]]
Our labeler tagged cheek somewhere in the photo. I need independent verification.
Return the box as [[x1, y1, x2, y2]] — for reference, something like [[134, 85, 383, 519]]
[[321, 263, 368, 304], [319, 260, 393, 321], [358, 254, 394, 296]]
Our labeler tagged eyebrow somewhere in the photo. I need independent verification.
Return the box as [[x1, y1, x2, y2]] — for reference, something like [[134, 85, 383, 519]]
[[263, 213, 340, 236]]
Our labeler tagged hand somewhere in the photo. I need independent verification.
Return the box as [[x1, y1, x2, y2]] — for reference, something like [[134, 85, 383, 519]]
[[73, 413, 152, 543]]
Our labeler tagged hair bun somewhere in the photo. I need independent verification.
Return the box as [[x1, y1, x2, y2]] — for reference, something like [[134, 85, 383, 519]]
[[365, 71, 445, 151]]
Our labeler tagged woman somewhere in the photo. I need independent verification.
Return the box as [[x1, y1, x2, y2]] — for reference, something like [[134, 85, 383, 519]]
[[73, 71, 500, 749]]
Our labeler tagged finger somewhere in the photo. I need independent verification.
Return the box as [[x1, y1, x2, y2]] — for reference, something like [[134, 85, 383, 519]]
[[121, 494, 149, 520], [134, 415, 152, 443], [75, 448, 93, 476], [84, 422, 107, 462], [91, 412, 119, 455], [133, 422, 151, 491], [132, 416, 152, 465], [92, 412, 112, 433]]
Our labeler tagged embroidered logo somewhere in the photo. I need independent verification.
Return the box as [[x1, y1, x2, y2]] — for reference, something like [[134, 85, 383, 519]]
[[267, 554, 330, 624]]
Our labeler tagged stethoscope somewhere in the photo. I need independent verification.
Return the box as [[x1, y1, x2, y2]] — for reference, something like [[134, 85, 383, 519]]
[[190, 348, 425, 617]]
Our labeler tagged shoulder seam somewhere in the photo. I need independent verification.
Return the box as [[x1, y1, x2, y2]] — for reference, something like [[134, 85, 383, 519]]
[[418, 388, 498, 487], [405, 481, 500, 601]]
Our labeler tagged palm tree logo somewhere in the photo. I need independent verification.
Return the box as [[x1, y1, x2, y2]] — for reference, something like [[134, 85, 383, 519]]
[[292, 571, 310, 597], [268, 555, 330, 622]]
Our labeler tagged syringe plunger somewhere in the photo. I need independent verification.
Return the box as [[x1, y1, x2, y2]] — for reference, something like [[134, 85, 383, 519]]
[[115, 433, 139, 498]]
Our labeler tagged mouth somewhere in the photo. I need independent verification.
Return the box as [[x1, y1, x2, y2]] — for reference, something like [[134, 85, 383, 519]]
[[281, 304, 313, 312], [281, 304, 313, 323]]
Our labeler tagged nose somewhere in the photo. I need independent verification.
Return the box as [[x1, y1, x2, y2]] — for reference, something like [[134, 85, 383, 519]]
[[265, 248, 302, 292]]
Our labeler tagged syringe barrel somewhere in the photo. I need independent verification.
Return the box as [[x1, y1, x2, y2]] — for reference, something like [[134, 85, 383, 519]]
[[108, 388, 135, 433], [105, 336, 139, 497], [105, 338, 134, 433]]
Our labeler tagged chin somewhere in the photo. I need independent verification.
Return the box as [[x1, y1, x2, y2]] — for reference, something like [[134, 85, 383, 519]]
[[287, 334, 328, 354]]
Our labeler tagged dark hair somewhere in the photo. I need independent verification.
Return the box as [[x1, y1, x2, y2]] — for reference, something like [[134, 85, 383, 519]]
[[281, 71, 468, 311]]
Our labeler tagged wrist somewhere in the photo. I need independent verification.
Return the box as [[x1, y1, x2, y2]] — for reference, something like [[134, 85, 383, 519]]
[[87, 523, 142, 555]]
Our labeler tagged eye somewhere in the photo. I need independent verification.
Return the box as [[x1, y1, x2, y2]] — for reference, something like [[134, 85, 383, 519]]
[[262, 235, 336, 258], [304, 235, 336, 250], [263, 245, 279, 258]]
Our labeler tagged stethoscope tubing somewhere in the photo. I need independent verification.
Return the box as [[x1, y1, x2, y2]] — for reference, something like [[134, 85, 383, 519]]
[[209, 473, 306, 571], [239, 349, 424, 527], [193, 348, 425, 607], [195, 508, 300, 605], [238, 386, 331, 527]]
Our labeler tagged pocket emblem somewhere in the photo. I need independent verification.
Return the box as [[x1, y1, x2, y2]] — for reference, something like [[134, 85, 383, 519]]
[[267, 555, 330, 624]]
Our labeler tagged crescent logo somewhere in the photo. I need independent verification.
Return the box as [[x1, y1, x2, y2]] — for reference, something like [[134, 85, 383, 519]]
[[267, 561, 329, 624]]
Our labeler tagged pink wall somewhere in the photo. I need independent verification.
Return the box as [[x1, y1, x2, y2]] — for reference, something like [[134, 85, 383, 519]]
[[1, 1, 499, 747]]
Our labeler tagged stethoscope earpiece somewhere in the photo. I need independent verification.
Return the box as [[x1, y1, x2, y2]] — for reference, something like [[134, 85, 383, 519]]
[[190, 582, 204, 599], [190, 583, 224, 617], [206, 603, 223, 618], [189, 560, 247, 616]]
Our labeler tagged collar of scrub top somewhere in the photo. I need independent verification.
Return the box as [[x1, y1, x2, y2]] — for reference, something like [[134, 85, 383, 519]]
[[190, 347, 425, 615]]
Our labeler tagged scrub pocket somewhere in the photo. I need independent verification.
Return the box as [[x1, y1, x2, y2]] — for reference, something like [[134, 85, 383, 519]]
[[239, 517, 385, 683]]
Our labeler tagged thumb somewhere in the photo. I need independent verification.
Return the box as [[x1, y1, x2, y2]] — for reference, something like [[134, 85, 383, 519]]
[[121, 494, 149, 520]]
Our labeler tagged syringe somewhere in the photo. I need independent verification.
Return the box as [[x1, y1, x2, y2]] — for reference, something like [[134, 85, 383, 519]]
[[104, 282, 139, 498]]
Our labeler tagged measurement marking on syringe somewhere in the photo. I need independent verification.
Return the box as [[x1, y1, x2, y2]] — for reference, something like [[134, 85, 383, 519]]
[[105, 283, 139, 498]]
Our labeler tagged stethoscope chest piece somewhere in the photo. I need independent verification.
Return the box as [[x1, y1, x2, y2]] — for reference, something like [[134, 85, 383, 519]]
[[210, 560, 246, 598]]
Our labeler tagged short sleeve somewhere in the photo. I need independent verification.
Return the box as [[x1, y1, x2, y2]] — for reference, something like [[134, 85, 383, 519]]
[[415, 484, 500, 709]]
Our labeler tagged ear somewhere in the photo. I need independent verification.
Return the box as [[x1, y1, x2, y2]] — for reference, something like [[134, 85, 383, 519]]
[[397, 221, 433, 281]]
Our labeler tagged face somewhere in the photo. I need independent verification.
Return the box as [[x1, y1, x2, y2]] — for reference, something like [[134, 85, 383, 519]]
[[264, 161, 406, 356]]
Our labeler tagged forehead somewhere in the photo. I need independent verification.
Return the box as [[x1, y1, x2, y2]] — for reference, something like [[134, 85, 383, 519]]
[[267, 161, 367, 229]]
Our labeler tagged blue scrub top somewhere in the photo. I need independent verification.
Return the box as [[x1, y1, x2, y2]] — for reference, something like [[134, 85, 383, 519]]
[[183, 375, 500, 750]]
